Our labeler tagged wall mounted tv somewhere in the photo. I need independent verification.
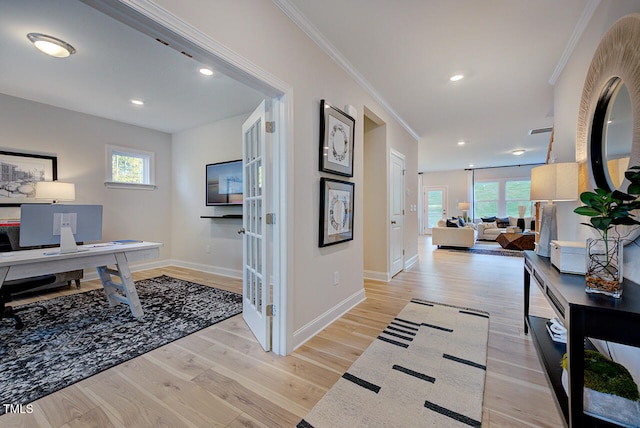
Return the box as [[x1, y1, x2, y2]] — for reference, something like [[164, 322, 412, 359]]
[[206, 160, 243, 206]]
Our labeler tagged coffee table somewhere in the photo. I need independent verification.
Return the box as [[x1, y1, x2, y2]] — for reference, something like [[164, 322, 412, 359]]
[[496, 232, 535, 251]]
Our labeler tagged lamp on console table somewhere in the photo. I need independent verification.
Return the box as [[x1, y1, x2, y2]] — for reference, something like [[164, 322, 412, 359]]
[[458, 201, 470, 221], [530, 162, 578, 257]]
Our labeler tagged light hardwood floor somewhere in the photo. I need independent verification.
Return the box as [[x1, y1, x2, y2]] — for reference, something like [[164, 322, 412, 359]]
[[1, 237, 563, 427]]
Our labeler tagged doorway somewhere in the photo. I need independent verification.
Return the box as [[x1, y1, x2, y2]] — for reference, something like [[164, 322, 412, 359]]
[[423, 186, 447, 234], [89, 0, 292, 355]]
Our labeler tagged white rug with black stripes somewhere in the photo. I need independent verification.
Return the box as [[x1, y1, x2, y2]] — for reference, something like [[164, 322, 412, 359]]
[[298, 299, 489, 428]]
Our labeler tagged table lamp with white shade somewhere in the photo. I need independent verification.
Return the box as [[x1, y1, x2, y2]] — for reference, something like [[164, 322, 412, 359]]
[[458, 202, 470, 221], [35, 181, 75, 203], [530, 163, 578, 257]]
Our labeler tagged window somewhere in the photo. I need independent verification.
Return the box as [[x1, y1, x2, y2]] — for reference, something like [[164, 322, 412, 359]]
[[474, 181, 499, 219], [473, 179, 531, 219], [505, 180, 531, 217], [106, 145, 155, 189]]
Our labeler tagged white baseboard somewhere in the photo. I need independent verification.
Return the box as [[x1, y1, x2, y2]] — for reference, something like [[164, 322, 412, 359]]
[[169, 260, 242, 279], [82, 259, 241, 282], [292, 288, 366, 351], [82, 259, 169, 281], [404, 254, 418, 270], [364, 269, 390, 282]]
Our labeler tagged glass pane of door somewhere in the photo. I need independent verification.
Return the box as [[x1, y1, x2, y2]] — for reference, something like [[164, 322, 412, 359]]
[[424, 187, 446, 234]]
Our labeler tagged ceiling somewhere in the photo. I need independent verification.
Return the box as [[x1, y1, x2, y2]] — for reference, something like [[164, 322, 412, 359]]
[[0, 0, 266, 134], [282, 0, 592, 172], [1, 0, 593, 172]]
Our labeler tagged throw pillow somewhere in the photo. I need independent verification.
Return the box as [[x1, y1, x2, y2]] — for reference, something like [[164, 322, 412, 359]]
[[457, 216, 466, 227], [446, 219, 460, 228], [481, 216, 496, 223], [437, 219, 447, 228], [496, 217, 510, 228], [483, 221, 498, 229]]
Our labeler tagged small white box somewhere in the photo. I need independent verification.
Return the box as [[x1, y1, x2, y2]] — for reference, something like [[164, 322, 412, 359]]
[[550, 240, 586, 275]]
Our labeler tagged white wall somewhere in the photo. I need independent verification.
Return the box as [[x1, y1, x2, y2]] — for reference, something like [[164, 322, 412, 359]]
[[555, 0, 640, 277], [154, 0, 419, 348], [553, 0, 640, 384], [171, 113, 249, 277], [0, 93, 173, 262]]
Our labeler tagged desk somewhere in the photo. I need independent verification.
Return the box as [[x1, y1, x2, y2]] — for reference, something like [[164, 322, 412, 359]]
[[523, 250, 640, 427], [0, 242, 162, 319]]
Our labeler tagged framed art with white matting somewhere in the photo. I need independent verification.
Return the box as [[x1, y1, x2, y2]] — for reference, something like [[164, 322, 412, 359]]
[[319, 99, 355, 177], [319, 177, 354, 247]]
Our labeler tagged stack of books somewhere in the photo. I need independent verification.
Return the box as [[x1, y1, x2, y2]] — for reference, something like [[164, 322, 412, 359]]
[[546, 317, 567, 344]]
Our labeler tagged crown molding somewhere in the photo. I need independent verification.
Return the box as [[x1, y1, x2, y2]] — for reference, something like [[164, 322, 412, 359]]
[[273, 0, 420, 141], [548, 0, 600, 85]]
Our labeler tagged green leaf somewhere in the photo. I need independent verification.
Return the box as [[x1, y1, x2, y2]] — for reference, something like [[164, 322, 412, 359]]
[[612, 190, 634, 201], [574, 206, 602, 217], [580, 192, 599, 205], [591, 217, 612, 231]]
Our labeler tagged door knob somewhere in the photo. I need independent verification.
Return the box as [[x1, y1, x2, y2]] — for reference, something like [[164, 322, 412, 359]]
[[391, 220, 397, 225], [237, 228, 246, 234]]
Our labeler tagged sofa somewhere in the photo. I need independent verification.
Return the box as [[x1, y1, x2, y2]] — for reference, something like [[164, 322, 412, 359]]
[[432, 219, 477, 248], [476, 216, 533, 241]]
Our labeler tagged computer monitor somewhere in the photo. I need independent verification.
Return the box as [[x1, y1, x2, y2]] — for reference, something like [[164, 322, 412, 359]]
[[20, 204, 103, 253]]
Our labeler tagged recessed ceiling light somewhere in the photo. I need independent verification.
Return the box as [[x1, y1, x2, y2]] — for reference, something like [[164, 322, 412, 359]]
[[131, 99, 144, 106], [27, 33, 76, 58], [199, 68, 214, 76], [457, 141, 466, 146], [469, 163, 474, 168], [512, 149, 526, 156], [450, 74, 464, 82]]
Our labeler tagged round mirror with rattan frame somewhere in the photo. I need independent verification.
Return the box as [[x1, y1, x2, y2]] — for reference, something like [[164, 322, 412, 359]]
[[576, 13, 640, 244]]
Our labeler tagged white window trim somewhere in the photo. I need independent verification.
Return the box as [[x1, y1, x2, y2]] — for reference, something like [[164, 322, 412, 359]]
[[105, 144, 156, 189]]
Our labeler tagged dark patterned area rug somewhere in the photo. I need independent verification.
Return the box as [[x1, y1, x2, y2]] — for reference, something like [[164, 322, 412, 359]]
[[299, 299, 489, 427], [447, 242, 524, 257], [0, 275, 242, 414]]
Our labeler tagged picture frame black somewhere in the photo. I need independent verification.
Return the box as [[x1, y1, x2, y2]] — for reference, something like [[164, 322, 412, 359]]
[[319, 177, 354, 247], [0, 150, 57, 207], [319, 99, 355, 177]]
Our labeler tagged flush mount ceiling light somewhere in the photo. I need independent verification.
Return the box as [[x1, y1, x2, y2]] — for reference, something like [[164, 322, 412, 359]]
[[512, 149, 526, 156], [450, 74, 464, 82], [27, 33, 76, 58], [199, 67, 214, 76], [130, 99, 144, 106]]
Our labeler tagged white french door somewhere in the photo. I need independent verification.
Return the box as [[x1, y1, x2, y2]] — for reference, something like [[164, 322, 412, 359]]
[[390, 150, 405, 277], [242, 100, 272, 351], [423, 186, 447, 234]]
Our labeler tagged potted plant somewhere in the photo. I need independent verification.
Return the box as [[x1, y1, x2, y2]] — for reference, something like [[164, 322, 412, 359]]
[[574, 166, 640, 297]]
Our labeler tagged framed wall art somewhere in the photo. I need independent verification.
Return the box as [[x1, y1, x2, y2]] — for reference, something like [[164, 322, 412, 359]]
[[0, 150, 57, 206], [319, 177, 354, 247], [319, 99, 355, 177]]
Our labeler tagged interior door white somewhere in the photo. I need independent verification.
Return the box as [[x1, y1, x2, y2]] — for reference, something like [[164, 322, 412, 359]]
[[242, 100, 271, 351], [390, 150, 405, 277], [424, 186, 447, 234]]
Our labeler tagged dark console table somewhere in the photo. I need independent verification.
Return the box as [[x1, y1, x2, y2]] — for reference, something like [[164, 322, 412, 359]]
[[523, 250, 640, 427]]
